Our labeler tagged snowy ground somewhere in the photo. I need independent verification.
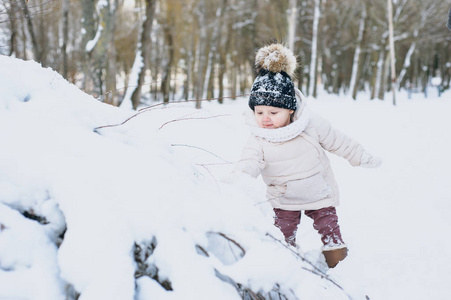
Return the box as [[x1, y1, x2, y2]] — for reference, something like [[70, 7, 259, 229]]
[[0, 56, 450, 300]]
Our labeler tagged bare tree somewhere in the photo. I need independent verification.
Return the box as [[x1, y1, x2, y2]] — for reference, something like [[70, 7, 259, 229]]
[[1, 1, 18, 56], [349, 3, 367, 100], [216, 0, 232, 102], [387, 0, 396, 105], [104, 0, 120, 106], [19, 0, 41, 62], [204, 0, 228, 100], [308, 0, 320, 98], [80, 0, 96, 91], [160, 0, 177, 103], [287, 0, 297, 52], [194, 0, 208, 108], [121, 0, 157, 110], [61, 0, 69, 79], [1, 0, 450, 105]]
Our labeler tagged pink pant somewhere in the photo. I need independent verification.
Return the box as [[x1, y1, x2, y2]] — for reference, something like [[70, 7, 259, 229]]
[[273, 207, 345, 247]]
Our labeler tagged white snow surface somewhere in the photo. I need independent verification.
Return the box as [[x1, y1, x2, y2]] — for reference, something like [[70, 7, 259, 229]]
[[1, 56, 451, 300]]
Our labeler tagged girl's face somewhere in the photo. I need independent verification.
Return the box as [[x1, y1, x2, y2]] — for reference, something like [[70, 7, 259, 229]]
[[254, 105, 294, 129]]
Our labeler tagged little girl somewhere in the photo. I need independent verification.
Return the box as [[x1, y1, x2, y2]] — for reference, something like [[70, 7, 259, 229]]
[[236, 43, 381, 268]]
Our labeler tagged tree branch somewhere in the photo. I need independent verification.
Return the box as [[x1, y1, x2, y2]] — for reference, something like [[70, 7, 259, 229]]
[[171, 144, 231, 163], [266, 233, 352, 295], [93, 94, 248, 132], [159, 114, 231, 130]]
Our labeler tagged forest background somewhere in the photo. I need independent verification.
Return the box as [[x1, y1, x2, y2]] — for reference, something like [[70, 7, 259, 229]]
[[1, 0, 450, 109]]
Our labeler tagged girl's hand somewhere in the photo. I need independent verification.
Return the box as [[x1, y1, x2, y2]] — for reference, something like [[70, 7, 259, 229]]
[[360, 151, 382, 168]]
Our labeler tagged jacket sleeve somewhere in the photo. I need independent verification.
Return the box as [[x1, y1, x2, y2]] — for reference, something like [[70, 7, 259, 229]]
[[235, 136, 265, 178], [309, 112, 364, 166]]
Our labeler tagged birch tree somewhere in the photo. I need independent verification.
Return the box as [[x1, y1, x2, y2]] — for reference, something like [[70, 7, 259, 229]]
[[287, 0, 297, 52], [308, 0, 320, 98], [387, 0, 396, 105], [217, 0, 232, 102], [3, 0, 19, 56], [194, 0, 207, 108], [121, 0, 157, 110], [181, 8, 195, 102], [61, 0, 70, 79], [350, 4, 367, 100], [19, 0, 41, 62], [81, 0, 119, 102], [397, 3, 437, 87], [1, 0, 450, 103], [80, 0, 96, 91], [375, 42, 388, 100], [204, 0, 229, 100], [160, 0, 176, 103], [104, 0, 119, 106]]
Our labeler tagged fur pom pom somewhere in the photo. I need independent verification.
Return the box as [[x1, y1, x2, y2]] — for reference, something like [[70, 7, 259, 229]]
[[255, 44, 297, 77]]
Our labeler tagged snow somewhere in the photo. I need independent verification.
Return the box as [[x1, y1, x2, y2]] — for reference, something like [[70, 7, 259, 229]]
[[85, 25, 103, 52], [431, 77, 442, 86], [1, 55, 451, 300]]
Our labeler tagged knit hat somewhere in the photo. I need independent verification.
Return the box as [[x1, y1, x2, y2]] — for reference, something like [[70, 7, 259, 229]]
[[249, 44, 297, 111]]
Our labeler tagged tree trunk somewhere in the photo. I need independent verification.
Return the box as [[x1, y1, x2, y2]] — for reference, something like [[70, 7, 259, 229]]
[[397, 37, 417, 89], [161, 22, 174, 103], [377, 48, 389, 100], [183, 35, 194, 101], [83, 0, 118, 101], [80, 0, 96, 91], [387, 0, 396, 105], [7, 1, 19, 57], [308, 0, 320, 98], [194, 0, 207, 108], [350, 5, 366, 100], [61, 0, 70, 79], [37, 0, 48, 66], [218, 9, 232, 103], [204, 2, 227, 100], [287, 0, 297, 51], [397, 2, 433, 89], [332, 57, 340, 94], [129, 0, 157, 109], [105, 0, 119, 106], [20, 17, 27, 59], [369, 50, 379, 100], [20, 0, 41, 62]]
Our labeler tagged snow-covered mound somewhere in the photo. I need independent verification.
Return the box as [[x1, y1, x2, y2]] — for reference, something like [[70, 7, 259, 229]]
[[0, 56, 362, 299], [2, 56, 451, 300]]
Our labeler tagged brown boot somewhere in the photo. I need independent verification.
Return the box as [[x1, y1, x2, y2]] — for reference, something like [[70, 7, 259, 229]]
[[322, 246, 348, 268]]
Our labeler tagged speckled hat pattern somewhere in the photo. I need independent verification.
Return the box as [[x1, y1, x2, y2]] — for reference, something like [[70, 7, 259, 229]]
[[249, 44, 297, 111]]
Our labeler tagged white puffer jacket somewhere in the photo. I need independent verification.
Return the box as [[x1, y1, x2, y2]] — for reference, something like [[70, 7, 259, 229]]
[[237, 89, 365, 211]]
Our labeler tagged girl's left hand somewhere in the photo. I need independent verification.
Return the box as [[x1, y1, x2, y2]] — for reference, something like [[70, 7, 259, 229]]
[[360, 151, 382, 168]]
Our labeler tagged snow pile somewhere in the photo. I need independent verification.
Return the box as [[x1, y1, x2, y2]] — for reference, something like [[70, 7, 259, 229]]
[[0, 57, 361, 299], [1, 56, 450, 300]]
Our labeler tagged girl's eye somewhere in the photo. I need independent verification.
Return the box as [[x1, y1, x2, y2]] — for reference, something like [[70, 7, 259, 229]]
[[271, 112, 278, 115]]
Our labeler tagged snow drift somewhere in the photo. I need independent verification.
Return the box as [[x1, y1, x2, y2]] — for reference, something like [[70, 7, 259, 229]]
[[0, 56, 362, 299], [1, 56, 451, 300]]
